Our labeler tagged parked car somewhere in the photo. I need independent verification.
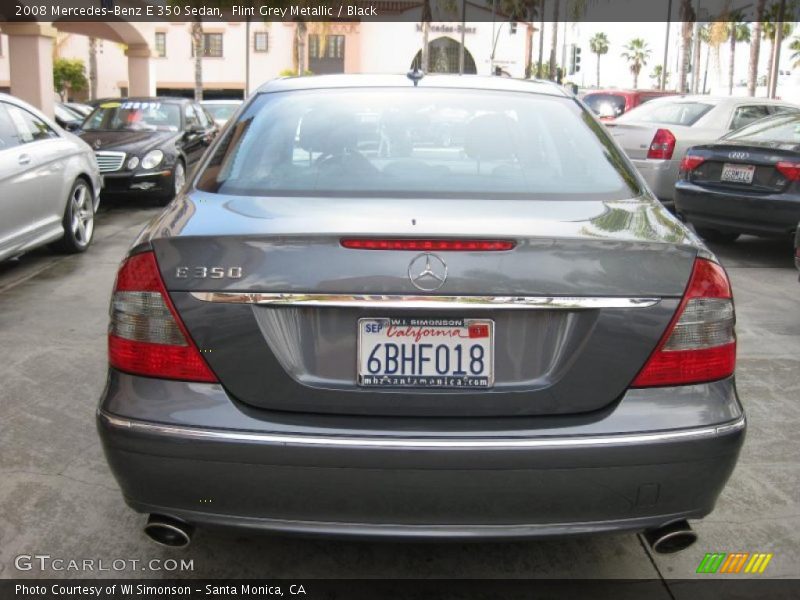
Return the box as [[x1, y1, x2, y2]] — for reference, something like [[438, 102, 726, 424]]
[[607, 95, 800, 207], [200, 99, 243, 127], [78, 97, 218, 204], [582, 88, 678, 121], [795, 223, 800, 275], [54, 102, 84, 131], [64, 102, 94, 117], [675, 112, 800, 242], [97, 74, 744, 553], [0, 93, 101, 260]]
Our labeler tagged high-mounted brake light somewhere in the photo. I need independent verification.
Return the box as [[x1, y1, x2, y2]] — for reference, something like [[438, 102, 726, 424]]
[[647, 128, 677, 160], [632, 258, 735, 387], [108, 252, 217, 382], [341, 239, 516, 251], [776, 161, 800, 181], [680, 154, 706, 172]]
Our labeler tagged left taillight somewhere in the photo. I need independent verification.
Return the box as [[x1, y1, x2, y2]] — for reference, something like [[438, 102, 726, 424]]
[[108, 251, 218, 382], [679, 153, 705, 173]]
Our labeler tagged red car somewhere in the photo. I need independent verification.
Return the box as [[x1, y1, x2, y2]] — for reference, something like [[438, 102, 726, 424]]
[[583, 89, 679, 121]]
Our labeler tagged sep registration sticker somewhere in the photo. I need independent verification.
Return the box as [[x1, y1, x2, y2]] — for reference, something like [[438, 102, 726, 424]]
[[357, 317, 494, 389]]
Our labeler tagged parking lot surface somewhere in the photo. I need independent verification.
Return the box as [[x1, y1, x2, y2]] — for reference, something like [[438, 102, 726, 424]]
[[0, 204, 798, 585]]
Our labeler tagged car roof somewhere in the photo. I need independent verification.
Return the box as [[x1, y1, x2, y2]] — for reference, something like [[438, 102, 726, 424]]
[[256, 74, 571, 98], [112, 96, 193, 104], [201, 99, 243, 104], [641, 94, 796, 107], [0, 92, 61, 127], [584, 89, 675, 95]]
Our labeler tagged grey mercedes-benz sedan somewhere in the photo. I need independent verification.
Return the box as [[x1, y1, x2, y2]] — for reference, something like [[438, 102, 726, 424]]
[[97, 74, 745, 552]]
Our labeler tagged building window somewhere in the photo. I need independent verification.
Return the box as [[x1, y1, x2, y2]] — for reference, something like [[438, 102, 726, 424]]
[[191, 33, 223, 58], [308, 35, 345, 59], [254, 32, 268, 53], [155, 32, 166, 57]]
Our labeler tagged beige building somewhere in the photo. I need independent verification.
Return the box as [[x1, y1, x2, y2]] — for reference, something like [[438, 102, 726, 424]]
[[0, 8, 533, 115]]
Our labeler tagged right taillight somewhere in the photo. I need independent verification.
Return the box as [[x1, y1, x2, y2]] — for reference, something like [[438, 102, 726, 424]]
[[108, 251, 217, 383], [632, 258, 735, 387], [647, 128, 676, 160], [776, 161, 800, 181]]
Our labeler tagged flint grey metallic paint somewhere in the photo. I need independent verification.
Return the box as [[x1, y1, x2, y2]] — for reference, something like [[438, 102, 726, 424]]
[[98, 75, 744, 541]]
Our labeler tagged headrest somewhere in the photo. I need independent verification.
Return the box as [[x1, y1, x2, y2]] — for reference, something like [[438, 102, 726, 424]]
[[464, 113, 518, 161], [298, 109, 358, 155]]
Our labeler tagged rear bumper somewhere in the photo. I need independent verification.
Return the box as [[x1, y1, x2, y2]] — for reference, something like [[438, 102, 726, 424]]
[[675, 182, 800, 236], [97, 371, 745, 540], [631, 158, 679, 206]]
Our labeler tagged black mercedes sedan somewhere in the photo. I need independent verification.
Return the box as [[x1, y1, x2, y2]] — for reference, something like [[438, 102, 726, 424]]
[[675, 112, 800, 243], [78, 97, 217, 203]]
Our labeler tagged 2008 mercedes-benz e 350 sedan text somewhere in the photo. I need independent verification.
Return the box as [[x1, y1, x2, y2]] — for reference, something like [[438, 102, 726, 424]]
[[97, 74, 745, 552]]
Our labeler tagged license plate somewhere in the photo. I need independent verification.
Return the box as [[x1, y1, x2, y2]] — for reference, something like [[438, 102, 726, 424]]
[[357, 318, 494, 389], [720, 163, 755, 184]]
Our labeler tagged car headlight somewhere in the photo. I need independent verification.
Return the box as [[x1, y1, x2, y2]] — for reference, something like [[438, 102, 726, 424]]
[[127, 156, 140, 170], [141, 150, 164, 170]]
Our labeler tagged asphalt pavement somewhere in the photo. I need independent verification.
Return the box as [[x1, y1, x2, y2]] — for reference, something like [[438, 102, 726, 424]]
[[0, 204, 797, 587]]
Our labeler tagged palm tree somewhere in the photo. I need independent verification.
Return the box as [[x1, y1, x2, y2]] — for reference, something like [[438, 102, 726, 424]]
[[589, 32, 609, 87], [537, 0, 546, 77], [621, 38, 651, 89], [678, 0, 695, 93], [748, 0, 768, 96], [549, 0, 560, 80], [727, 15, 751, 94], [420, 0, 432, 71], [294, 21, 308, 75], [791, 35, 800, 67], [762, 5, 794, 93], [190, 20, 203, 101], [650, 65, 668, 88], [88, 37, 98, 101]]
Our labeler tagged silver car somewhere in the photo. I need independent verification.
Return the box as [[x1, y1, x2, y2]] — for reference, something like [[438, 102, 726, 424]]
[[97, 75, 744, 553], [607, 95, 799, 206], [200, 99, 243, 127], [0, 93, 101, 260]]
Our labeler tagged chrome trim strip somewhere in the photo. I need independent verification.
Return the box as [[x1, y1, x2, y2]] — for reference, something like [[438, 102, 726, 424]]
[[99, 411, 744, 450], [189, 292, 660, 310]]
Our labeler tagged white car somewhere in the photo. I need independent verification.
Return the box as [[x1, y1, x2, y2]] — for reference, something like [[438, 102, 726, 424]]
[[0, 93, 102, 260], [200, 99, 242, 127], [606, 95, 800, 206]]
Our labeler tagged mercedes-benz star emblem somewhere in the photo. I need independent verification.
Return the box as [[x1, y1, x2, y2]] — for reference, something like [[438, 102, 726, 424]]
[[408, 253, 448, 292], [93, 139, 102, 149]]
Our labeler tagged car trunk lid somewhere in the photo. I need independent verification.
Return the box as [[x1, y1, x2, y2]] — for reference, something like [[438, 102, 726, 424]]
[[148, 193, 696, 417]]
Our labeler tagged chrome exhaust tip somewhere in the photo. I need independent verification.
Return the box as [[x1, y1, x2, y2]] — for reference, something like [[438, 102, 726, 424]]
[[144, 514, 194, 548], [644, 520, 697, 554]]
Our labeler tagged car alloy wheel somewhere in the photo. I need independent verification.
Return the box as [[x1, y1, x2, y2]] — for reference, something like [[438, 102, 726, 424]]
[[70, 181, 94, 248], [51, 179, 94, 254]]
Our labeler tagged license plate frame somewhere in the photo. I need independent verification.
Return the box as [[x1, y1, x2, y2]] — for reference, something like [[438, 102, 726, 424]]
[[357, 317, 495, 389], [720, 163, 756, 184]]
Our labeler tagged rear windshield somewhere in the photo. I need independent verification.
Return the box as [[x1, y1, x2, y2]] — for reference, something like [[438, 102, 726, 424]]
[[583, 93, 626, 118], [723, 113, 800, 144], [196, 88, 640, 200], [616, 101, 713, 126]]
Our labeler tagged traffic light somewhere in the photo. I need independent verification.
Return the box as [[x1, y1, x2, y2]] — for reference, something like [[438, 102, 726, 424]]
[[570, 45, 582, 75]]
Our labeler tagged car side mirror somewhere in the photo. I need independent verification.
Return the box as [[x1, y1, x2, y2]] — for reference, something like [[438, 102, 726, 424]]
[[65, 121, 82, 133]]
